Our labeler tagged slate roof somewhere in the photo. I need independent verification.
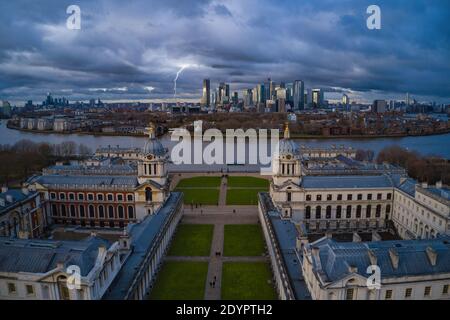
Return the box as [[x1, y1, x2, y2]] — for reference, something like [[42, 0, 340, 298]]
[[310, 236, 450, 283], [0, 189, 38, 215], [397, 178, 417, 197], [29, 175, 139, 188], [103, 192, 182, 300], [0, 236, 110, 276], [301, 174, 401, 189]]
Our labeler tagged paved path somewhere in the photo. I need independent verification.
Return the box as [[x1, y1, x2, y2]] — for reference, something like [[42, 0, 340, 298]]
[[165, 211, 269, 300]]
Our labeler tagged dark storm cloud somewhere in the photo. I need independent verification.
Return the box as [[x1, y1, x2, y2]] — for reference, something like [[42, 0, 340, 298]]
[[0, 0, 449, 104]]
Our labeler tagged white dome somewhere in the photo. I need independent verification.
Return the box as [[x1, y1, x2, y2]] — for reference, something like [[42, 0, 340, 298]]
[[277, 138, 299, 156], [143, 138, 165, 156]]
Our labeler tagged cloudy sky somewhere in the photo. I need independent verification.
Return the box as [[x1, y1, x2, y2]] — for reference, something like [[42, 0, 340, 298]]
[[1, 0, 449, 105]]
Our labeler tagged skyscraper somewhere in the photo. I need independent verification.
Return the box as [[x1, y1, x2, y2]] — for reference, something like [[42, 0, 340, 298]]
[[293, 80, 305, 110], [201, 79, 210, 107], [312, 89, 324, 108]]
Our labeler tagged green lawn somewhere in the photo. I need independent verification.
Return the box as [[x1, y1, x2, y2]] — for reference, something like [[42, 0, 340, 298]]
[[168, 224, 214, 256], [221, 262, 277, 300], [149, 261, 209, 300], [226, 189, 267, 205], [223, 224, 266, 256], [176, 176, 222, 188], [175, 188, 220, 205], [227, 176, 269, 188]]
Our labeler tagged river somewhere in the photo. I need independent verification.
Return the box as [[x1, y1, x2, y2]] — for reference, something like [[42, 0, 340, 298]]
[[1, 121, 449, 164]]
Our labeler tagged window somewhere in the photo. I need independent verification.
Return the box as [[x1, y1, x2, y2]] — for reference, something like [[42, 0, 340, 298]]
[[52, 204, 58, 216], [443, 285, 449, 295], [89, 205, 95, 218], [385, 290, 393, 300], [357, 194, 363, 201], [97, 194, 104, 201], [387, 193, 392, 200], [108, 206, 114, 218], [306, 195, 311, 201], [405, 288, 412, 298], [61, 205, 67, 217], [346, 205, 352, 218], [386, 205, 391, 214], [118, 206, 124, 219], [145, 188, 152, 202], [366, 205, 372, 218], [87, 194, 94, 201], [347, 194, 352, 201], [377, 193, 382, 200], [305, 206, 311, 219], [79, 205, 85, 217], [69, 193, 75, 200], [327, 194, 332, 201], [376, 205, 381, 218], [315, 206, 321, 219], [26, 284, 35, 296], [356, 205, 362, 218], [337, 194, 342, 201], [70, 205, 76, 217], [8, 283, 16, 295], [127, 194, 134, 202], [316, 195, 322, 201], [117, 194, 123, 201], [326, 206, 332, 219], [59, 193, 66, 200], [424, 286, 432, 297], [107, 194, 113, 201], [367, 194, 372, 200], [78, 193, 84, 201], [336, 206, 342, 219], [345, 288, 354, 300], [50, 192, 57, 200], [99, 206, 105, 218], [128, 206, 134, 219]]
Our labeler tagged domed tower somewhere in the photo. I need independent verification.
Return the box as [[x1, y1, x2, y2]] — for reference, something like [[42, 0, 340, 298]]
[[137, 123, 169, 186], [272, 123, 301, 186]]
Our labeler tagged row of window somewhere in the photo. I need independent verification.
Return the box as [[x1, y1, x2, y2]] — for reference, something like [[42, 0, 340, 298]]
[[50, 192, 134, 202], [6, 282, 36, 297], [51, 204, 135, 220], [305, 193, 392, 202], [53, 219, 126, 228], [345, 284, 449, 300], [305, 204, 390, 220]]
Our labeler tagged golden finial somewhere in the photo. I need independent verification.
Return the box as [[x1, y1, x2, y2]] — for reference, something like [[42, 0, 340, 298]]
[[146, 122, 156, 139], [284, 122, 290, 139]]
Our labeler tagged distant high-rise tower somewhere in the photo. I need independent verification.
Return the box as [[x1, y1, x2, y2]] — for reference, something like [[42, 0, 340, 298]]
[[406, 93, 410, 106], [312, 89, 323, 108], [201, 79, 210, 107], [342, 94, 349, 105], [293, 80, 305, 110]]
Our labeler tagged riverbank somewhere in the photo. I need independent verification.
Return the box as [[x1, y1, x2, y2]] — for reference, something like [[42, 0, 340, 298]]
[[7, 122, 450, 140]]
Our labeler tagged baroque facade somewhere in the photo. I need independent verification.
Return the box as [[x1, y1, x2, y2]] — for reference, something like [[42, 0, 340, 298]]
[[259, 124, 450, 300]]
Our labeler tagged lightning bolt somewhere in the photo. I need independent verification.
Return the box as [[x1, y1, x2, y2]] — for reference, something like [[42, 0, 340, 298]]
[[173, 65, 189, 98]]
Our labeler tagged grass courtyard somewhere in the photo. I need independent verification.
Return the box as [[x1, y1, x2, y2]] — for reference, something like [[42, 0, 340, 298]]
[[223, 224, 266, 256], [168, 224, 214, 256], [149, 261, 209, 300], [221, 262, 277, 300], [226, 176, 269, 205], [175, 176, 221, 205]]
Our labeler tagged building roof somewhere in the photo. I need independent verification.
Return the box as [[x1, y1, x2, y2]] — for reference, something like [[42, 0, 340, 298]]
[[0, 236, 110, 276], [103, 192, 182, 300], [301, 174, 401, 189], [29, 175, 139, 189], [0, 189, 38, 215], [397, 177, 417, 197], [309, 236, 450, 283]]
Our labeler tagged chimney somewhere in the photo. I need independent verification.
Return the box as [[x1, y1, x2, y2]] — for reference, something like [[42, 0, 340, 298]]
[[421, 182, 428, 188], [389, 248, 399, 269], [1, 186, 7, 193], [436, 181, 443, 189], [426, 247, 437, 266], [368, 249, 377, 265]]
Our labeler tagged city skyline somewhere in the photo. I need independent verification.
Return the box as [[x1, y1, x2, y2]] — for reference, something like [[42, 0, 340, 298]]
[[1, 0, 450, 105]]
